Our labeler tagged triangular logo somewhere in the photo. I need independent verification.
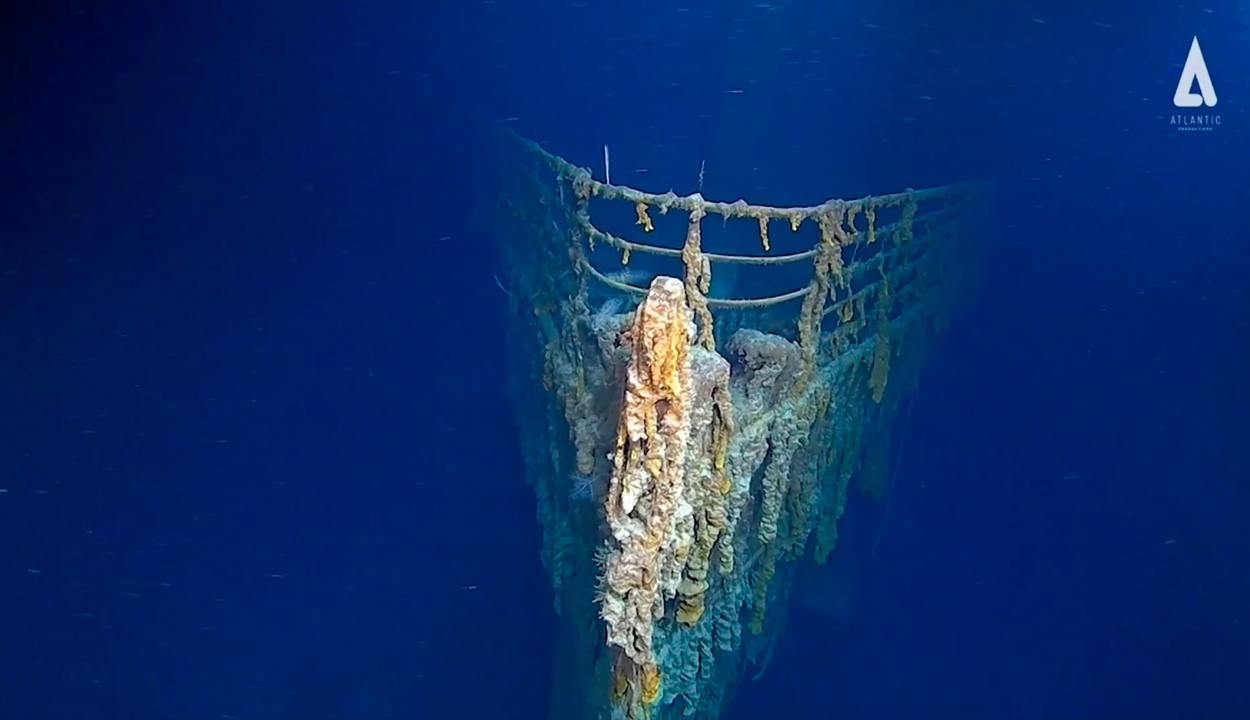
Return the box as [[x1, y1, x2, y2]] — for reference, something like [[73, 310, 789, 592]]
[[1173, 36, 1217, 108]]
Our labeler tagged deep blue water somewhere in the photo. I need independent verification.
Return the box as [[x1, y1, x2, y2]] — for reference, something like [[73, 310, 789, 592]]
[[1, 0, 1246, 718]]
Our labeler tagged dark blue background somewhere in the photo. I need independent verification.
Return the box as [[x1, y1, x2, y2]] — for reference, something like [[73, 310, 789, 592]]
[[1, 0, 1246, 718]]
